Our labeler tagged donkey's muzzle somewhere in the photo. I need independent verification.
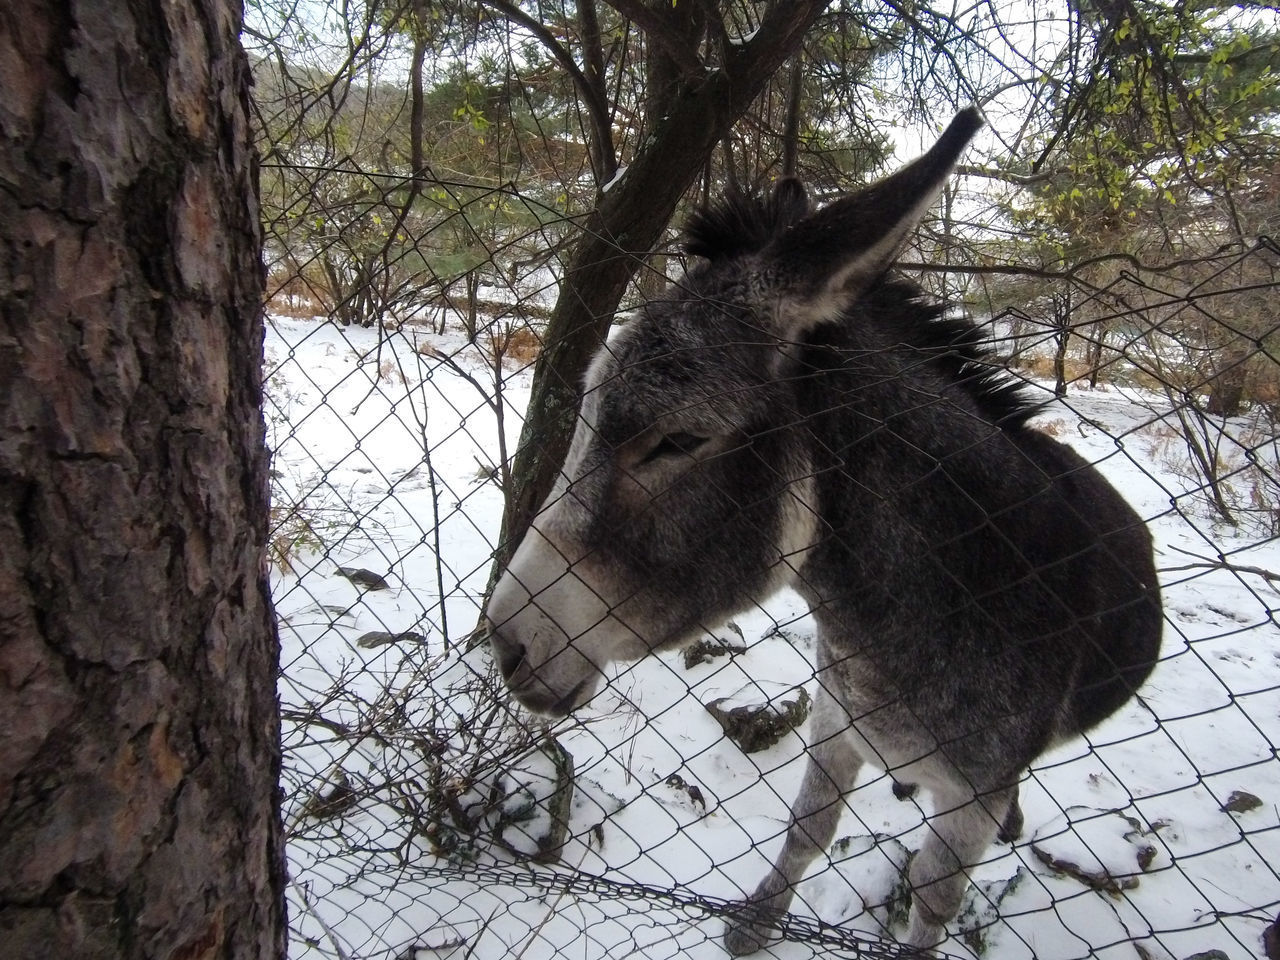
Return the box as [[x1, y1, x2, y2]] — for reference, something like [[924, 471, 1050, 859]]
[[487, 621, 586, 717]]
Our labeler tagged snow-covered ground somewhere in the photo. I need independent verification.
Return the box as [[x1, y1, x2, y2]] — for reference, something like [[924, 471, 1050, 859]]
[[266, 313, 1280, 960]]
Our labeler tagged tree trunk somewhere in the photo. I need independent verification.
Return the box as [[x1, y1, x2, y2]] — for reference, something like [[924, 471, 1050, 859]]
[[488, 2, 832, 585], [0, 2, 285, 958], [1053, 288, 1071, 398], [1086, 323, 1107, 389], [465, 270, 481, 342]]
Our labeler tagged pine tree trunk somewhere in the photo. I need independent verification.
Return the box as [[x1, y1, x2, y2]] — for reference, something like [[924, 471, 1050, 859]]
[[0, 2, 285, 958]]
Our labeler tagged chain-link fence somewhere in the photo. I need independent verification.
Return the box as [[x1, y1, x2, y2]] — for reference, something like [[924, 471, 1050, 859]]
[[262, 152, 1280, 960]]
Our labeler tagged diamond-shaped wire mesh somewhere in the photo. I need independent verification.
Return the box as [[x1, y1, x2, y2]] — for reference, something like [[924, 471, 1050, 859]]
[[262, 154, 1280, 960]]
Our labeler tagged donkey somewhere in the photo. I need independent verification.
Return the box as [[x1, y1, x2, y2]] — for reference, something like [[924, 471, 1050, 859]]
[[486, 107, 1162, 952]]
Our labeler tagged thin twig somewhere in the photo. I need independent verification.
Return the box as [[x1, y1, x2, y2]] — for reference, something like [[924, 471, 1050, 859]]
[[292, 882, 354, 960], [1160, 546, 1280, 584]]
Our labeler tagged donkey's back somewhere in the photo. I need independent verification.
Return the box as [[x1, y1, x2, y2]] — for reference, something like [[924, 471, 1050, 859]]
[[792, 286, 1161, 752], [727, 279, 1163, 952]]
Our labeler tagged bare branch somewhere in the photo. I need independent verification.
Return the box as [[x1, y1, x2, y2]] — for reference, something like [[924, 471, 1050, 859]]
[[781, 54, 803, 178], [480, 0, 617, 184], [577, 0, 618, 182], [955, 164, 1055, 187], [899, 239, 1273, 281], [1162, 546, 1280, 585], [598, 0, 705, 75]]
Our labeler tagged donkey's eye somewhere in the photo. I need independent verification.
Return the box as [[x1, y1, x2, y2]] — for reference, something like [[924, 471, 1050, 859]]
[[639, 431, 709, 465]]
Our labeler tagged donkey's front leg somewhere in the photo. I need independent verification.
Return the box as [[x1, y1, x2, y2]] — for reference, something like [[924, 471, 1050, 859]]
[[724, 688, 863, 956]]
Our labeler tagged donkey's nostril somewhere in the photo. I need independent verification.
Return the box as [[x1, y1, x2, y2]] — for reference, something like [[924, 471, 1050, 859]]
[[492, 632, 526, 682], [500, 643, 526, 681]]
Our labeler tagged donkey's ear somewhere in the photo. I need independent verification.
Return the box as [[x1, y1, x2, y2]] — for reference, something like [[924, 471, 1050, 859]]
[[769, 107, 982, 330]]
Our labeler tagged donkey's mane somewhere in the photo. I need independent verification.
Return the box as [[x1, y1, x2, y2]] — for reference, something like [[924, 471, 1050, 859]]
[[684, 186, 806, 261], [684, 190, 1039, 430], [866, 281, 1039, 429]]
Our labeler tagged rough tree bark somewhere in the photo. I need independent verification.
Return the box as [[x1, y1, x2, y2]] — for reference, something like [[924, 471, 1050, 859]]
[[490, 1, 832, 582], [0, 2, 285, 958]]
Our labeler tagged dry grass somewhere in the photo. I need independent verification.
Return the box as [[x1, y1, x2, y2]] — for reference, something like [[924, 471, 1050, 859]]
[[265, 271, 329, 319], [378, 359, 405, 384], [1034, 417, 1068, 437], [1243, 364, 1280, 419], [1013, 354, 1095, 385], [488, 324, 543, 367], [268, 500, 325, 575], [267, 292, 326, 319]]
